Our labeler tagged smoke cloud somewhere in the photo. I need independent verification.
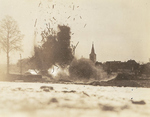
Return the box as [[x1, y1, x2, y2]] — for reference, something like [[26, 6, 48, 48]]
[[47, 58, 117, 82], [68, 58, 108, 81]]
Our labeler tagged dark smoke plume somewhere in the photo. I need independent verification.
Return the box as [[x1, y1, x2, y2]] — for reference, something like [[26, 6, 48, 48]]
[[69, 58, 102, 80], [53, 25, 74, 67], [30, 25, 74, 74]]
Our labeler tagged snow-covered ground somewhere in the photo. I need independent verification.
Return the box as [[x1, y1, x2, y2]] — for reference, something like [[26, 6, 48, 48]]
[[0, 82, 150, 117]]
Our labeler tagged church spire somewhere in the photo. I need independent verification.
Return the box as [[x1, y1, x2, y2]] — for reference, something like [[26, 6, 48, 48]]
[[91, 42, 95, 54], [89, 42, 96, 63]]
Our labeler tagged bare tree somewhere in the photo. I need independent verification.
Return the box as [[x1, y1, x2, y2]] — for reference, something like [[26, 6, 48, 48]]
[[0, 16, 23, 74]]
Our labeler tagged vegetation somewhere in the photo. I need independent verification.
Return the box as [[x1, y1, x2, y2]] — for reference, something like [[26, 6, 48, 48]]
[[0, 16, 23, 74]]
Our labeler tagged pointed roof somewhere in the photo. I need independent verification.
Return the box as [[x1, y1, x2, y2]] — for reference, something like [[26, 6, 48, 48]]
[[91, 42, 95, 54]]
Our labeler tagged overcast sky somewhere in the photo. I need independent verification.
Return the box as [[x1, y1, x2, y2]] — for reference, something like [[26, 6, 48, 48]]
[[0, 0, 150, 64]]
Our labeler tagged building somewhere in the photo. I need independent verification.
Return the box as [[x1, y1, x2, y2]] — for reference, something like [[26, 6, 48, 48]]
[[103, 60, 140, 74], [89, 43, 96, 63]]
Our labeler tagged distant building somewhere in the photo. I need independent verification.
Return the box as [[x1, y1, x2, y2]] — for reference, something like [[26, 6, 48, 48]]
[[103, 59, 140, 74], [89, 43, 96, 63]]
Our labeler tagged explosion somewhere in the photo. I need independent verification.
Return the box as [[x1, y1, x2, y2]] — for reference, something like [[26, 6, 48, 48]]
[[48, 58, 112, 82], [29, 0, 112, 81], [69, 58, 102, 80], [48, 65, 69, 79]]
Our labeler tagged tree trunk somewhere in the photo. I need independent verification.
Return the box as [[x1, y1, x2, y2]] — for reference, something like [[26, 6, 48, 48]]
[[7, 52, 9, 75], [7, 32, 9, 75]]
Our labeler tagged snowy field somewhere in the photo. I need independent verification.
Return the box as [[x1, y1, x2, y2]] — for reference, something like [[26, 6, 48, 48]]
[[0, 82, 150, 117]]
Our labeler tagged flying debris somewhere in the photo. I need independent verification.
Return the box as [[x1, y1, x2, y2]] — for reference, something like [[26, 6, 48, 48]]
[[75, 42, 79, 47], [67, 16, 71, 19], [84, 24, 87, 28], [34, 19, 37, 27], [73, 18, 75, 21], [53, 17, 56, 20], [80, 16, 82, 19], [77, 6, 79, 8], [73, 5, 74, 10], [38, 2, 41, 7], [72, 33, 74, 35], [52, 4, 54, 9], [72, 42, 79, 55]]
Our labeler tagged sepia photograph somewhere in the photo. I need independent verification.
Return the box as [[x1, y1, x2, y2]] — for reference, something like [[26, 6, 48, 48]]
[[0, 0, 150, 117]]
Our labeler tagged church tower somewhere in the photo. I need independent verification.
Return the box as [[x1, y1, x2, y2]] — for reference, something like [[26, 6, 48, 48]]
[[89, 43, 96, 63]]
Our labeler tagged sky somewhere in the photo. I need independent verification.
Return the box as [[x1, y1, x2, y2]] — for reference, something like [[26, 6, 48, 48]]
[[0, 0, 150, 64]]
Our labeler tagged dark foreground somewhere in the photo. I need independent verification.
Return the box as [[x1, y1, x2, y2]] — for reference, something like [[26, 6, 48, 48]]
[[1, 73, 150, 88]]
